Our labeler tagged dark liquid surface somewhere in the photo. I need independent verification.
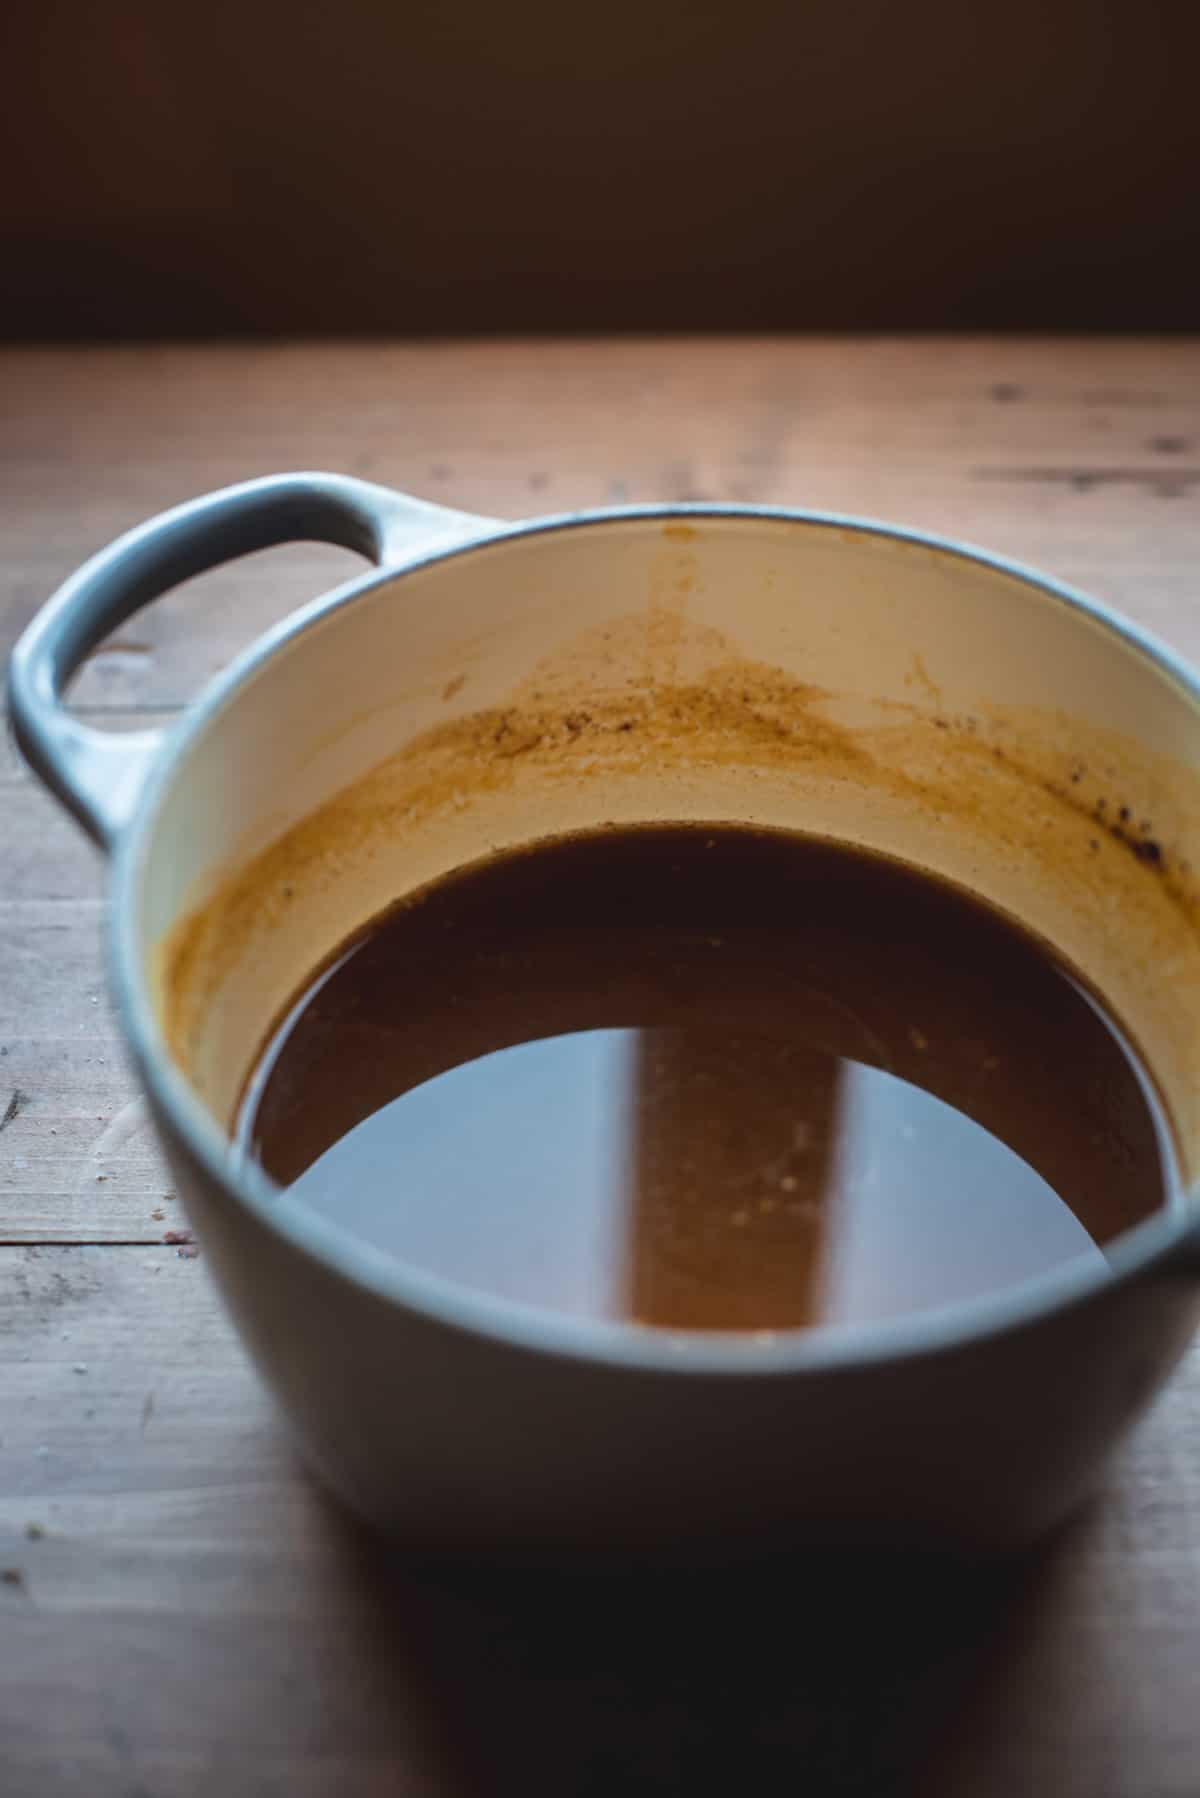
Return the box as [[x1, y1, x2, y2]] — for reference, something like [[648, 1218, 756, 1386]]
[[238, 826, 1171, 1331]]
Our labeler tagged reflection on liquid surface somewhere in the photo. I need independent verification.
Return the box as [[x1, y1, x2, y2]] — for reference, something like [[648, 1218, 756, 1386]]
[[284, 1028, 1104, 1328], [239, 825, 1168, 1332]]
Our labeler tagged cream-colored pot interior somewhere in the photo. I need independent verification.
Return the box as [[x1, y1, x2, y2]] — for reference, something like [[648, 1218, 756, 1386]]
[[141, 512, 1200, 1189]]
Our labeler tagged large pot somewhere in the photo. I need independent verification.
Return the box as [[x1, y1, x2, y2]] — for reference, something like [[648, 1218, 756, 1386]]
[[9, 472, 1200, 1554]]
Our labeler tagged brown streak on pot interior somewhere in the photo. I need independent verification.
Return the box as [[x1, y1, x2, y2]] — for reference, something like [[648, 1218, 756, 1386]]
[[155, 607, 1200, 1191]]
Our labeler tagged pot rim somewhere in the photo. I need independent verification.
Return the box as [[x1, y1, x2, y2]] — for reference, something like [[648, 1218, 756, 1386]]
[[111, 500, 1200, 1376]]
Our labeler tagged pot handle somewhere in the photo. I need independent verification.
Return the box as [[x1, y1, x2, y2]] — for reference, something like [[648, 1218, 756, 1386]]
[[6, 472, 496, 851]]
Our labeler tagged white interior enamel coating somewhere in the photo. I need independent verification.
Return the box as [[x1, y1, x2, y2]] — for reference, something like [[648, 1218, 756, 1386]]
[[76, 498, 1200, 1553], [141, 512, 1200, 1215]]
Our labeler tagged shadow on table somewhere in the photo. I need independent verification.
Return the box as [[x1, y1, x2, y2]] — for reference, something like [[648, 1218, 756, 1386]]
[[326, 1506, 1063, 1798]]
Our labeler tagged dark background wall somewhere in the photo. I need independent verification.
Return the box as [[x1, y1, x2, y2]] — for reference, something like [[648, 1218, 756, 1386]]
[[1, 0, 1194, 338]]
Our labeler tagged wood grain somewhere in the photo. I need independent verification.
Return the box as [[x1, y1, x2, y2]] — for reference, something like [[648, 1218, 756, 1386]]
[[3, 338, 1200, 1796], [1, 1245, 1197, 1797]]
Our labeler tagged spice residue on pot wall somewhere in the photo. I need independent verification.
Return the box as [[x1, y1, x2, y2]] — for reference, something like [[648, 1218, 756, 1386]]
[[157, 600, 1200, 1185]]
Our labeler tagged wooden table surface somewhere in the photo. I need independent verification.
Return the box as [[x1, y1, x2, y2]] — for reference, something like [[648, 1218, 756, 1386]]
[[3, 338, 1200, 1797]]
